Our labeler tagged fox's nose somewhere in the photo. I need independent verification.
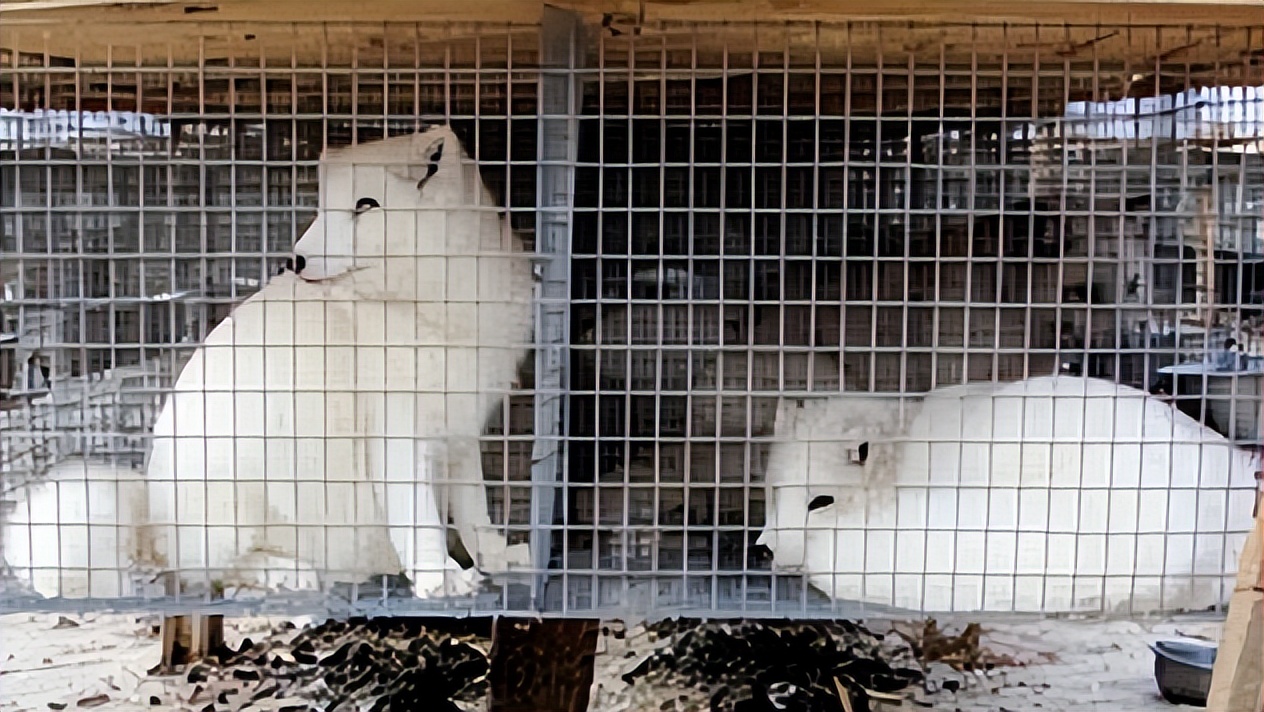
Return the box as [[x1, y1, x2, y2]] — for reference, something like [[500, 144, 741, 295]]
[[284, 254, 307, 273]]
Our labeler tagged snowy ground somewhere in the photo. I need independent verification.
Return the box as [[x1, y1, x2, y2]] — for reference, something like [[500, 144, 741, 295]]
[[592, 615, 1218, 712], [933, 615, 1219, 712], [0, 613, 298, 711], [0, 611, 1216, 711]]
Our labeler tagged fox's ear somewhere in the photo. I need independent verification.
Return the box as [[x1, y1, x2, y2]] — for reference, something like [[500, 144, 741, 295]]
[[411, 130, 446, 166], [385, 132, 448, 189]]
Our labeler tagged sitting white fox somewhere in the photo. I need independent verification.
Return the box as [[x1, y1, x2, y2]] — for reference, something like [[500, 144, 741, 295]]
[[145, 126, 534, 597]]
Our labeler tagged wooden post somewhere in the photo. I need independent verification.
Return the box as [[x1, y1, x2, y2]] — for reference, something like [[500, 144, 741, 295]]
[[488, 617, 599, 712], [1207, 487, 1264, 712], [158, 614, 225, 673], [158, 615, 192, 672], [192, 614, 225, 659]]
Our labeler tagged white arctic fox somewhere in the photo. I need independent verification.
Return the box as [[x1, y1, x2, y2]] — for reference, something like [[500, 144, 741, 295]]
[[145, 126, 535, 596], [3, 458, 150, 599], [759, 376, 1260, 614]]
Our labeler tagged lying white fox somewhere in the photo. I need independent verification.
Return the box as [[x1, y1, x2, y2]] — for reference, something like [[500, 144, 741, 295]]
[[759, 376, 1260, 614]]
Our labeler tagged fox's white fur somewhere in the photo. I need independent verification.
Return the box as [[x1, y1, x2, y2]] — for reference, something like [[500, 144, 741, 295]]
[[144, 127, 534, 596], [4, 458, 150, 599], [759, 376, 1261, 614]]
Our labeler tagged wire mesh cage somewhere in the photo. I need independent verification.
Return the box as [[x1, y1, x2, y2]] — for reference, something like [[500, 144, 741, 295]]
[[1, 12, 1262, 619]]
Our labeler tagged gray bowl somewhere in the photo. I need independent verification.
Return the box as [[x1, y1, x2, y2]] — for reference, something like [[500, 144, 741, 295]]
[[1149, 640, 1217, 707]]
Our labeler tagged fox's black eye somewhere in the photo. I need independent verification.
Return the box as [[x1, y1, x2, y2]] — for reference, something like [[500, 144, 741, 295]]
[[355, 197, 380, 214], [808, 495, 835, 512]]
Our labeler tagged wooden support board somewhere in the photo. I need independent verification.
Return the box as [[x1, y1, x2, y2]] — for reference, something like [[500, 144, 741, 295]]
[[488, 617, 600, 712], [1207, 488, 1264, 712]]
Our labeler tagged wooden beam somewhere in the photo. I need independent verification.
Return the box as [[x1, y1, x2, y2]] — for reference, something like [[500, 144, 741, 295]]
[[488, 617, 600, 712], [2, 0, 1262, 66], [5, 0, 1264, 21]]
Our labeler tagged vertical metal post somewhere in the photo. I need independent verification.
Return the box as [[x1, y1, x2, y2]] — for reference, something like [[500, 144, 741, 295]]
[[533, 6, 583, 610]]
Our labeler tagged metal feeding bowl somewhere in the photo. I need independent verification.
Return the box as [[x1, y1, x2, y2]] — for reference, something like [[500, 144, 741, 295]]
[[1149, 640, 1217, 706]]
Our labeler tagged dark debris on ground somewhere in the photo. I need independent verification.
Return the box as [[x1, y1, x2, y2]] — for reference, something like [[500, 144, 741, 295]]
[[620, 618, 943, 712], [164, 617, 491, 712]]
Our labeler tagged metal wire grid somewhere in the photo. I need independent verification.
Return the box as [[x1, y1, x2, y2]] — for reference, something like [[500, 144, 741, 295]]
[[0, 21, 550, 614], [0, 17, 1261, 618]]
